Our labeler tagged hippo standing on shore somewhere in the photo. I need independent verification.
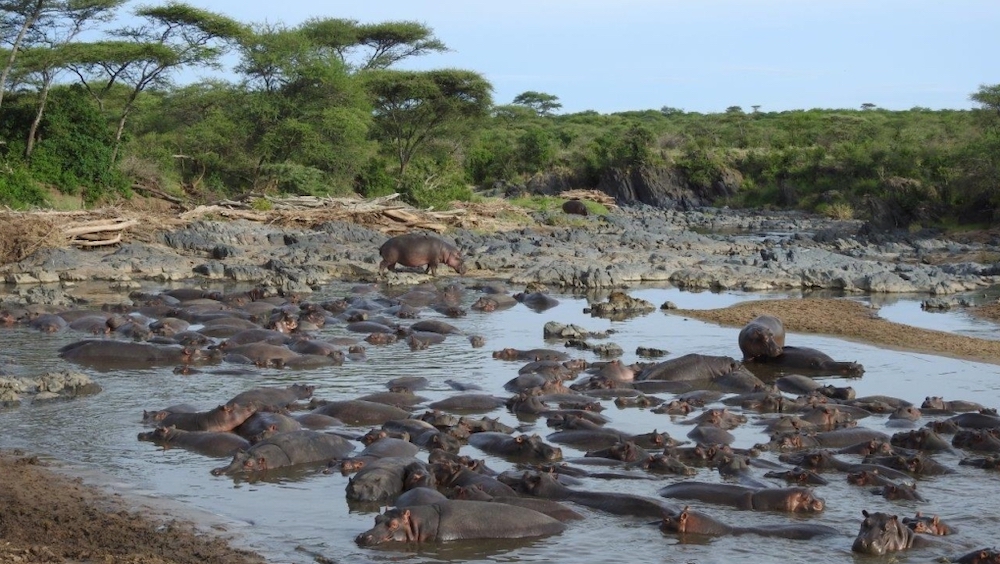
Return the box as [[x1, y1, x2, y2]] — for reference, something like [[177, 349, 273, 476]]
[[379, 232, 467, 276], [561, 199, 589, 216]]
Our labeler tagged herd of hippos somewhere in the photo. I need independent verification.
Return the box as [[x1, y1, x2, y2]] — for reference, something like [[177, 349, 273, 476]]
[[3, 230, 1000, 562]]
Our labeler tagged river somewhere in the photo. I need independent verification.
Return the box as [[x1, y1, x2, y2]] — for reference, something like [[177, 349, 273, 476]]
[[1, 283, 999, 564]]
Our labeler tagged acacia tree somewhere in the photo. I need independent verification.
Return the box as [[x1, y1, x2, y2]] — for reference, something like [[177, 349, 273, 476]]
[[12, 0, 125, 158], [68, 2, 247, 162], [512, 90, 561, 116], [0, 0, 46, 113], [297, 18, 447, 71], [364, 68, 492, 179]]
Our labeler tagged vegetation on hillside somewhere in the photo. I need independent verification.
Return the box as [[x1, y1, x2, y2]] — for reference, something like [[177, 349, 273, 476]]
[[2, 2, 999, 230]]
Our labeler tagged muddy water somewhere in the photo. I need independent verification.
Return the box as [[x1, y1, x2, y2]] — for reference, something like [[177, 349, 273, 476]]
[[2, 284, 1000, 564]]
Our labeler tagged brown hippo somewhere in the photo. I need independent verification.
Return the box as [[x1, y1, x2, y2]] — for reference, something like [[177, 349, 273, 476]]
[[59, 339, 219, 370], [507, 471, 678, 519], [660, 506, 839, 539], [956, 548, 1000, 564], [852, 510, 932, 555], [902, 512, 954, 535], [158, 402, 259, 433], [657, 482, 824, 512], [561, 199, 589, 216], [354, 500, 565, 546], [211, 430, 355, 476], [468, 433, 562, 462], [738, 315, 785, 360], [378, 232, 466, 276], [137, 426, 250, 458], [749, 345, 865, 376]]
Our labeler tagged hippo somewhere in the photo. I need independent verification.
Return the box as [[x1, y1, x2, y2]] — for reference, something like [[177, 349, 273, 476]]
[[903, 511, 955, 536], [468, 433, 562, 462], [158, 402, 258, 433], [852, 510, 932, 555], [211, 430, 355, 475], [471, 294, 517, 312], [507, 471, 677, 519], [354, 500, 565, 546], [635, 353, 743, 382], [657, 482, 824, 512], [514, 292, 560, 313], [234, 411, 303, 442], [309, 400, 411, 426], [493, 348, 570, 362], [59, 339, 219, 370], [660, 506, 839, 539], [229, 384, 315, 410], [431, 460, 517, 497], [561, 199, 589, 216], [378, 232, 466, 276], [346, 457, 428, 501], [452, 486, 584, 521], [955, 548, 1000, 564], [763, 467, 829, 486], [137, 426, 251, 458], [921, 396, 986, 414], [749, 345, 864, 376], [738, 315, 785, 360], [395, 487, 449, 508]]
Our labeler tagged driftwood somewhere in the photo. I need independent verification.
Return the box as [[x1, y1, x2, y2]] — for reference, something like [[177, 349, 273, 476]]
[[64, 219, 137, 248]]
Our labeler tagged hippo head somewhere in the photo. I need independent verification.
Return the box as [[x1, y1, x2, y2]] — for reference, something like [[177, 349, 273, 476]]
[[902, 513, 951, 536], [921, 396, 946, 410], [516, 434, 562, 461], [355, 509, 414, 546], [785, 488, 825, 512], [659, 506, 694, 534], [852, 511, 911, 555], [210, 450, 260, 476]]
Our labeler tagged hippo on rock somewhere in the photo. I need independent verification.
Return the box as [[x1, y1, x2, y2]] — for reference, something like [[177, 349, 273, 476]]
[[355, 500, 565, 546], [738, 315, 785, 360], [379, 232, 466, 276]]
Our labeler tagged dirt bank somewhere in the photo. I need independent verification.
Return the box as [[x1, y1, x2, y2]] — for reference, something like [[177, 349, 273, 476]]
[[0, 450, 266, 564]]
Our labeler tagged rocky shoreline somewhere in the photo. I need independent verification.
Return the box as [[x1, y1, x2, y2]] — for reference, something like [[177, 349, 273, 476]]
[[1, 205, 999, 304]]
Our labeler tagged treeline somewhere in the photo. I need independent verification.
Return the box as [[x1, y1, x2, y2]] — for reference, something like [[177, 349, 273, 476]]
[[2, 2, 999, 229]]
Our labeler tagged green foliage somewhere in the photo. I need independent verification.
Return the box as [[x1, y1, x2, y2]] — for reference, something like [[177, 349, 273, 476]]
[[250, 197, 273, 210], [28, 85, 129, 204], [511, 91, 562, 116], [356, 156, 398, 198], [0, 162, 50, 209], [397, 157, 472, 210]]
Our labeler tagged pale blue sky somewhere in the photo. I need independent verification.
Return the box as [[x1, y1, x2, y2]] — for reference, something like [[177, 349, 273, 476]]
[[155, 0, 999, 114]]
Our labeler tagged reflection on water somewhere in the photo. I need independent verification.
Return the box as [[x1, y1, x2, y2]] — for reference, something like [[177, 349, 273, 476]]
[[1, 283, 1000, 563]]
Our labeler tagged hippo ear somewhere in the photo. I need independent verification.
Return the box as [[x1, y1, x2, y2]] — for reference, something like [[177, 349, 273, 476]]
[[862, 509, 870, 518]]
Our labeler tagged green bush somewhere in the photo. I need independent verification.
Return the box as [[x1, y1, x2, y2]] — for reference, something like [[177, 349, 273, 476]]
[[0, 162, 49, 209]]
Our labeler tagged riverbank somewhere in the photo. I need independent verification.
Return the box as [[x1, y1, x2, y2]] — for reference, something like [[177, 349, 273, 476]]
[[0, 450, 266, 564]]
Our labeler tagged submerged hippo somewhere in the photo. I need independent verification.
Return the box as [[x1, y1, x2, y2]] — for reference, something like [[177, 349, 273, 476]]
[[59, 339, 219, 370], [379, 232, 466, 276], [635, 353, 743, 382], [657, 482, 824, 512], [660, 506, 839, 539], [355, 500, 565, 546], [738, 315, 785, 360], [137, 426, 250, 458], [158, 402, 258, 433], [468, 433, 562, 462], [749, 345, 864, 376], [852, 510, 932, 555], [210, 430, 355, 475]]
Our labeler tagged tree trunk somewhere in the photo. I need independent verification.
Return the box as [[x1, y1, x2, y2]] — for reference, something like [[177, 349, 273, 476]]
[[25, 73, 54, 159], [0, 0, 45, 114]]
